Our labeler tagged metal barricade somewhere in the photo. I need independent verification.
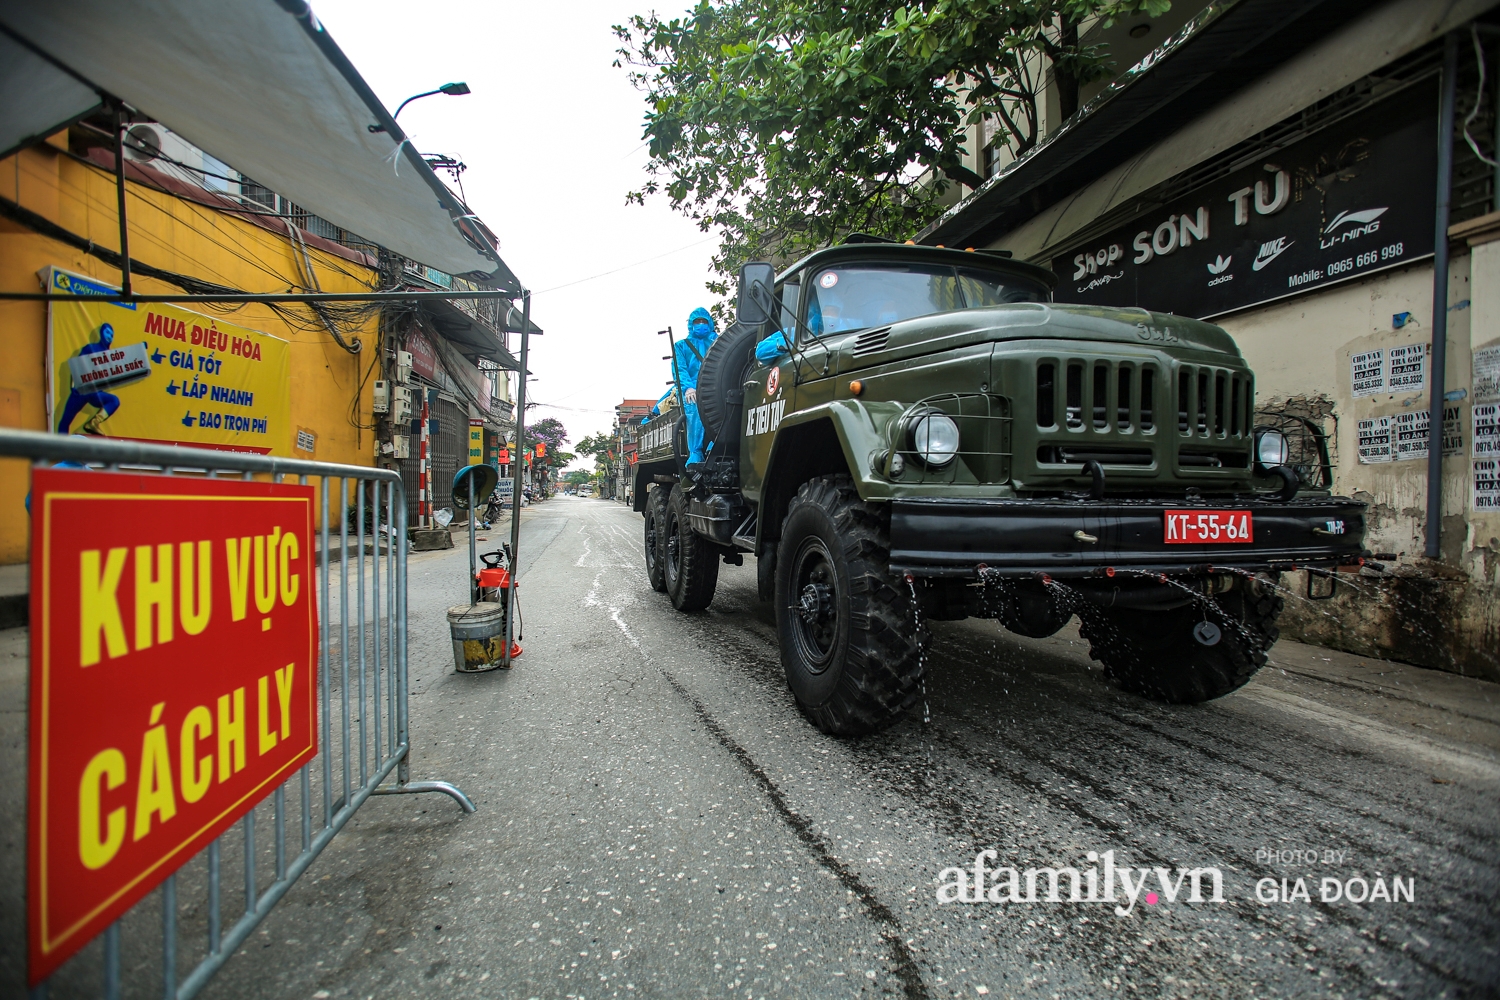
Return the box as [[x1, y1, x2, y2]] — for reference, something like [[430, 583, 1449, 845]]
[[0, 428, 472, 1000]]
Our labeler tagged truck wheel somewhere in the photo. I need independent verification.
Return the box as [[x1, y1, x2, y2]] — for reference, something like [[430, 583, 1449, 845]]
[[1078, 578, 1283, 703], [665, 484, 719, 611], [775, 476, 926, 736], [643, 486, 669, 592]]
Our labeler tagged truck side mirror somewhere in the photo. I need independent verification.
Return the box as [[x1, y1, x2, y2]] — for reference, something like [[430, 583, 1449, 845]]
[[736, 262, 775, 327]]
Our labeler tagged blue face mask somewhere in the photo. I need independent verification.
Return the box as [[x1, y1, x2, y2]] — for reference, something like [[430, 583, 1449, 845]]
[[690, 321, 713, 336]]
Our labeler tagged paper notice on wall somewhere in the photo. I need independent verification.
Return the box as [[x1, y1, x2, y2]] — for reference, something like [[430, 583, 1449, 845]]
[[1474, 345, 1500, 402], [1442, 404, 1464, 457], [1390, 408, 1461, 460], [1393, 411, 1426, 460], [1475, 402, 1500, 459], [1386, 343, 1426, 394], [1357, 416, 1393, 463], [1475, 459, 1500, 511], [1351, 349, 1385, 396]]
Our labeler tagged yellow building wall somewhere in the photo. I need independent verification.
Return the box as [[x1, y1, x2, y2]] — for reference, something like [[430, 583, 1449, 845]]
[[0, 139, 380, 564]]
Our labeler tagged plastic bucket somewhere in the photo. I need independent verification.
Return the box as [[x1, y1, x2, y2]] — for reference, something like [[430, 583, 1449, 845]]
[[447, 602, 520, 672]]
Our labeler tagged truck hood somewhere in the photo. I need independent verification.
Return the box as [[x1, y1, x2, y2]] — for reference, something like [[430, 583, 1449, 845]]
[[833, 302, 1241, 373]]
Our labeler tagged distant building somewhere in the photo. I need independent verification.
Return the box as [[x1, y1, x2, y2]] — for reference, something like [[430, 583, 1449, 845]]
[[615, 399, 658, 503]]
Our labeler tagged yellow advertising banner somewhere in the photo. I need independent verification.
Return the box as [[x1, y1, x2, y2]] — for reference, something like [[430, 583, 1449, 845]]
[[468, 419, 484, 465], [45, 267, 291, 455]]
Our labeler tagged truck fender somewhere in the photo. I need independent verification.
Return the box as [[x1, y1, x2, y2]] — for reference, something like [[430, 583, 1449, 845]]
[[756, 399, 905, 551], [632, 460, 676, 512]]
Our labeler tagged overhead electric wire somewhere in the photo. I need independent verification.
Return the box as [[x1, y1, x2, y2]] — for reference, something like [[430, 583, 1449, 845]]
[[0, 192, 241, 297], [530, 235, 718, 294], [6, 166, 389, 344], [528, 402, 619, 414], [62, 145, 381, 292], [53, 146, 327, 292], [22, 155, 257, 294]]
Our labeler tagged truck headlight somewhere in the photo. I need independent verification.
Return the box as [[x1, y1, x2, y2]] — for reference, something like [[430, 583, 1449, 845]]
[[909, 410, 960, 468], [1254, 427, 1289, 469]]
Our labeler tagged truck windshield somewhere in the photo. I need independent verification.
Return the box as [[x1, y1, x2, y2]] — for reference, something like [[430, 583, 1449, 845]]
[[804, 263, 1047, 337]]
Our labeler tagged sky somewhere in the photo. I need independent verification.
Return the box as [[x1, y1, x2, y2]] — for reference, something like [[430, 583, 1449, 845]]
[[311, 0, 720, 468]]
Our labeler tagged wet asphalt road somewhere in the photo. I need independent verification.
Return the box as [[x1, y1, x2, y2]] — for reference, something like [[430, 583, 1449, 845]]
[[166, 494, 1500, 1000]]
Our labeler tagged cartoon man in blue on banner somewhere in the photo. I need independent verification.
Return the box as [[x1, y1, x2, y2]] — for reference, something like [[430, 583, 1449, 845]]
[[56, 322, 153, 435], [57, 322, 125, 434]]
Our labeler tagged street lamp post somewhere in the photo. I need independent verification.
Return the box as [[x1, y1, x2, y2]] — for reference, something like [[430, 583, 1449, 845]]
[[368, 82, 471, 132]]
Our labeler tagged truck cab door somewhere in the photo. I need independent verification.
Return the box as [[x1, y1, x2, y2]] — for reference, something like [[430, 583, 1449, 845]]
[[740, 278, 798, 503]]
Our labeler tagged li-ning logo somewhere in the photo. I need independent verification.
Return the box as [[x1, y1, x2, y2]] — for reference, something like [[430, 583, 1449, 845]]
[[1252, 238, 1293, 272], [1320, 207, 1388, 249], [937, 850, 1224, 916]]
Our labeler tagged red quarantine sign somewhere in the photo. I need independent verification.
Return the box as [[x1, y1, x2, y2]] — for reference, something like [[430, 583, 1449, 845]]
[[27, 468, 318, 984]]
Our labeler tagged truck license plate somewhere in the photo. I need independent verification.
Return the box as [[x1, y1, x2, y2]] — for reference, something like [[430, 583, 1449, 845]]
[[1164, 510, 1253, 544]]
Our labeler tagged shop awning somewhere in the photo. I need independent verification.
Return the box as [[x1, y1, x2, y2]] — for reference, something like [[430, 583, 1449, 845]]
[[422, 297, 524, 371], [0, 0, 518, 287]]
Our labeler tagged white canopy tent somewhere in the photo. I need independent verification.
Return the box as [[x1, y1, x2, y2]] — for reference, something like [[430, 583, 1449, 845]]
[[0, 0, 518, 288]]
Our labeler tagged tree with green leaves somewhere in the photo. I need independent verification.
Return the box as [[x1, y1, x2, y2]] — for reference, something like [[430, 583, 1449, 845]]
[[575, 432, 615, 461], [615, 0, 1169, 290], [576, 431, 619, 478]]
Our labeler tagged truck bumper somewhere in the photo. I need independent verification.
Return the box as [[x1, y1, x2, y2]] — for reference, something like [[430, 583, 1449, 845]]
[[888, 496, 1366, 577]]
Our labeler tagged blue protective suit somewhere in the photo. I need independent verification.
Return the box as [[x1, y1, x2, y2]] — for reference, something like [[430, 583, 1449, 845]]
[[57, 322, 122, 433], [674, 307, 718, 465], [755, 332, 789, 365], [754, 295, 819, 365]]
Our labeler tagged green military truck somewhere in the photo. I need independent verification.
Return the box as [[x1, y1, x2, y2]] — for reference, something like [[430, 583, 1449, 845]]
[[633, 239, 1365, 735]]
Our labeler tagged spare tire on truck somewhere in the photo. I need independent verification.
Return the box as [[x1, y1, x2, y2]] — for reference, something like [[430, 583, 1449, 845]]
[[694, 321, 759, 444]]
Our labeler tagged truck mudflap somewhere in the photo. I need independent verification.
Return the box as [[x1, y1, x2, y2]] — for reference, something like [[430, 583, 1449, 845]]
[[888, 496, 1366, 577]]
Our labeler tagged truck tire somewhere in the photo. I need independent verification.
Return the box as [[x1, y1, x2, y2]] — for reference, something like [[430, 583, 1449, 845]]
[[665, 484, 719, 611], [695, 322, 757, 440], [1078, 578, 1283, 703], [775, 475, 926, 736], [643, 486, 669, 592]]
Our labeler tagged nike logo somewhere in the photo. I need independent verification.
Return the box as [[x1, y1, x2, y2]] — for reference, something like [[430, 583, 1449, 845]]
[[1252, 237, 1293, 271]]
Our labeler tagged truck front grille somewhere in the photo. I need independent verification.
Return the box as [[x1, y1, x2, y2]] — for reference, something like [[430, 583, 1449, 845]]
[[1176, 365, 1253, 442], [1014, 352, 1253, 489], [1036, 360, 1156, 435]]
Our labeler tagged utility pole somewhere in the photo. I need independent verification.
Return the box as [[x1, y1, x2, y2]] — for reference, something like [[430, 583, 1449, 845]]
[[502, 290, 530, 667]]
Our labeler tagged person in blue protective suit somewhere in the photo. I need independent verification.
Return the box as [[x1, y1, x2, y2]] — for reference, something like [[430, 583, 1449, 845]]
[[755, 295, 820, 365], [673, 307, 718, 470], [755, 330, 789, 365], [57, 322, 123, 434]]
